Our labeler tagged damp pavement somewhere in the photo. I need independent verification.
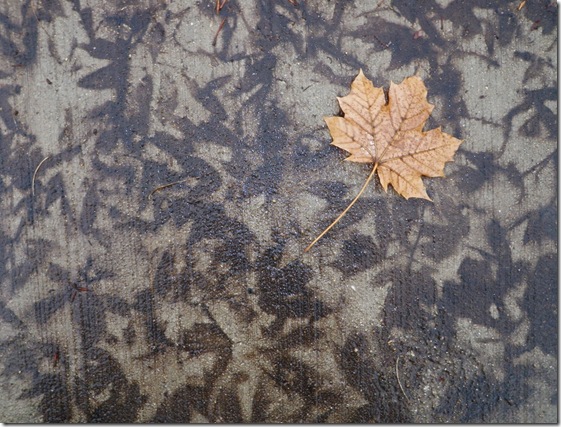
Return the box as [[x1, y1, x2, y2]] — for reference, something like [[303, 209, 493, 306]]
[[0, 0, 557, 423]]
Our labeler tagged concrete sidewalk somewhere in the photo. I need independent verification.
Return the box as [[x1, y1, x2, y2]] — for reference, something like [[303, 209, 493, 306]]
[[0, 0, 557, 422]]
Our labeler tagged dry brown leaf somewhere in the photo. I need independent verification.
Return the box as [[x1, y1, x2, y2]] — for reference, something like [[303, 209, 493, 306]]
[[306, 70, 463, 251]]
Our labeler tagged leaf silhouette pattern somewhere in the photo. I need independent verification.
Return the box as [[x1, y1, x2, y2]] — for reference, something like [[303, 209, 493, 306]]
[[0, 1, 556, 423]]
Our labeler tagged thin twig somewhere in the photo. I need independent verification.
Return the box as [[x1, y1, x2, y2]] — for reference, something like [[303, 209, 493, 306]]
[[148, 178, 190, 199], [212, 18, 226, 47], [32, 155, 51, 197], [373, 34, 391, 50], [305, 163, 379, 252], [396, 356, 410, 401]]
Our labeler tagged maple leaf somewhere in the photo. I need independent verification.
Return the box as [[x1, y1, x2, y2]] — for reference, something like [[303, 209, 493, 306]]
[[306, 70, 463, 252]]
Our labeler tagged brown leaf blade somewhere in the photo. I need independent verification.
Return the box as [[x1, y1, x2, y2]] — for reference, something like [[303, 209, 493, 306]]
[[306, 70, 463, 251], [327, 70, 462, 200]]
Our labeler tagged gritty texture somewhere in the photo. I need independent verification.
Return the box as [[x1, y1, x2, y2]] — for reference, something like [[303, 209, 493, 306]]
[[0, 0, 557, 423]]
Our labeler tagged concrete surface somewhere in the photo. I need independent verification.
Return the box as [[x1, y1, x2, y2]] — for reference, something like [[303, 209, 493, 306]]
[[0, 0, 557, 422]]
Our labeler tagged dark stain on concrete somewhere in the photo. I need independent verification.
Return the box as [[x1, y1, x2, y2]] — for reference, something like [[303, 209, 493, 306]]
[[0, 0, 556, 422]]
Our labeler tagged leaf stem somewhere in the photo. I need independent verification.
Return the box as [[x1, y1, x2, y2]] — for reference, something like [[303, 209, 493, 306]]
[[305, 163, 379, 252]]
